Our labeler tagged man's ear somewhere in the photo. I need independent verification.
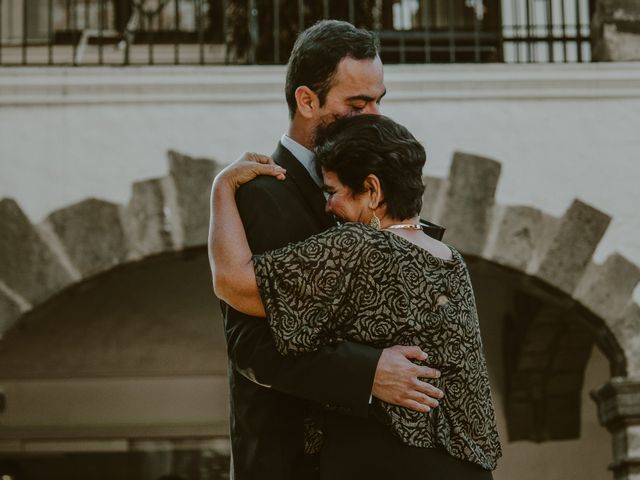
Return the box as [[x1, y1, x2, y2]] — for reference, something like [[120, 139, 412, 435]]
[[364, 174, 383, 209], [294, 86, 318, 119]]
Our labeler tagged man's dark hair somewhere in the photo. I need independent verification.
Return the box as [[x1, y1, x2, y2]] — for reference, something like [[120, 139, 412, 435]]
[[285, 20, 380, 119], [315, 115, 426, 221]]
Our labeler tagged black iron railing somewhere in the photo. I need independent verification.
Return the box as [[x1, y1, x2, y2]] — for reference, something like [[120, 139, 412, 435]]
[[0, 0, 592, 66], [501, 0, 594, 62]]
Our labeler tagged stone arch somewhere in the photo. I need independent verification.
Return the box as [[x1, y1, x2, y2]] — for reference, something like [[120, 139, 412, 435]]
[[420, 152, 639, 376], [0, 150, 220, 335], [0, 149, 639, 476], [419, 152, 640, 479]]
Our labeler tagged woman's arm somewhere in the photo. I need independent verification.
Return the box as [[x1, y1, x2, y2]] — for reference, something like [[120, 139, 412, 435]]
[[208, 153, 286, 317]]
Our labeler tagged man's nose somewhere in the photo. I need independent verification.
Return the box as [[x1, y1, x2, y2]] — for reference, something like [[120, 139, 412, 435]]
[[366, 103, 380, 115]]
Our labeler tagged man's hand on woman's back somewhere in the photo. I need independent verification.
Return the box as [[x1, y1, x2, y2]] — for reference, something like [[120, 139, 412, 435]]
[[373, 345, 445, 412]]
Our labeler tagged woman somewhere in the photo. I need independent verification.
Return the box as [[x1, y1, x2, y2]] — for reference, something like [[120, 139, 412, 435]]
[[209, 115, 501, 479]]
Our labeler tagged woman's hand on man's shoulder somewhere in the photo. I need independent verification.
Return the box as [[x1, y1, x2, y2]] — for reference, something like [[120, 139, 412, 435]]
[[215, 152, 287, 192]]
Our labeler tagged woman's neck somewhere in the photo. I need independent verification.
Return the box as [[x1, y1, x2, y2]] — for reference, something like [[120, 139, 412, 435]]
[[379, 216, 421, 230]]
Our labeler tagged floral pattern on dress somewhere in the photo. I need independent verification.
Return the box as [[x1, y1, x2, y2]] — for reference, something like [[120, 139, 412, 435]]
[[253, 222, 502, 470]]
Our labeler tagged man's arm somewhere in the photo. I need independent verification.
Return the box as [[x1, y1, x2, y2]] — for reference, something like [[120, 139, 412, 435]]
[[221, 177, 443, 415]]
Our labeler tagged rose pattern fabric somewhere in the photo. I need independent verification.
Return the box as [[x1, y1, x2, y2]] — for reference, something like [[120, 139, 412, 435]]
[[253, 223, 501, 470]]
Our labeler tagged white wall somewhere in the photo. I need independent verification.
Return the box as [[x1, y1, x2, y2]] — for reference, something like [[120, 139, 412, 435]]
[[1, 64, 639, 304]]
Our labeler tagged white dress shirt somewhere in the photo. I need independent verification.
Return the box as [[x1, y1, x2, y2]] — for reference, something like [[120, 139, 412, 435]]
[[280, 134, 324, 188]]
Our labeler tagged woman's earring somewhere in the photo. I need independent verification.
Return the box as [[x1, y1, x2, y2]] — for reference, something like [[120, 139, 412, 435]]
[[369, 212, 381, 230]]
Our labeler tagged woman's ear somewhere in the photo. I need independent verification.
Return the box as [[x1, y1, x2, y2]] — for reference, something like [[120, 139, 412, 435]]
[[363, 174, 383, 209], [294, 86, 318, 119]]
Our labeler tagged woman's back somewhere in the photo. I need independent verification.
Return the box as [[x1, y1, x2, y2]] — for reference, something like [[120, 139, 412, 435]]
[[386, 225, 453, 261], [253, 223, 501, 472]]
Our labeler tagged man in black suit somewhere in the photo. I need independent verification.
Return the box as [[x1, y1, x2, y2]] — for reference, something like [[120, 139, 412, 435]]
[[220, 20, 445, 480]]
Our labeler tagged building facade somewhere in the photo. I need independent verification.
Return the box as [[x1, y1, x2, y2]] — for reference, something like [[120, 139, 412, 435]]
[[1, 1, 640, 479]]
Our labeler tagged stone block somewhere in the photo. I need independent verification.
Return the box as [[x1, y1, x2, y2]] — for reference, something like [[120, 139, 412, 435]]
[[490, 206, 556, 271], [534, 199, 611, 295], [44, 198, 127, 278], [0, 288, 23, 337], [592, 0, 640, 61], [122, 178, 173, 259], [592, 377, 640, 428], [420, 176, 446, 224], [575, 254, 640, 323], [0, 198, 73, 304], [591, 378, 640, 478], [610, 303, 640, 377], [626, 424, 640, 460], [439, 152, 501, 256], [167, 150, 221, 248]]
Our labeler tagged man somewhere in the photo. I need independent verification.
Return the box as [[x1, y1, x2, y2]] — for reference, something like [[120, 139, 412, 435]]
[[220, 20, 445, 480]]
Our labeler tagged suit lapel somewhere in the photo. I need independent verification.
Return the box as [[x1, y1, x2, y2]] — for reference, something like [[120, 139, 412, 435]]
[[272, 142, 336, 230], [419, 219, 446, 241]]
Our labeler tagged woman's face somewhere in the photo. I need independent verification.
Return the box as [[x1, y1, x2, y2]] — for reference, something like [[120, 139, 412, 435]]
[[322, 170, 371, 223]]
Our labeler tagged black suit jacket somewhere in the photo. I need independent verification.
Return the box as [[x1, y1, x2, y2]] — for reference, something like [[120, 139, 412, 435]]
[[223, 143, 384, 480]]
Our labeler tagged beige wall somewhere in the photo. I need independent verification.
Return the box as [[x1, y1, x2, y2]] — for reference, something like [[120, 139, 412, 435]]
[[1, 65, 638, 300], [1, 377, 228, 441]]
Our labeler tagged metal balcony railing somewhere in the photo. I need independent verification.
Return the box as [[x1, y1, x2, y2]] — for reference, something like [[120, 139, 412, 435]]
[[0, 0, 592, 66]]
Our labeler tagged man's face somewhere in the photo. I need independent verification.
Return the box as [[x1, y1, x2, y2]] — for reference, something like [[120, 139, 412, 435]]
[[316, 55, 386, 126]]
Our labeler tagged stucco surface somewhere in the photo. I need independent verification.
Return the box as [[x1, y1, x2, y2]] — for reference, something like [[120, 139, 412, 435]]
[[1, 65, 638, 300]]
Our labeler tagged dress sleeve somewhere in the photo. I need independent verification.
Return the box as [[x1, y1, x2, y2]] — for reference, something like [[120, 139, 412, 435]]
[[253, 223, 366, 355]]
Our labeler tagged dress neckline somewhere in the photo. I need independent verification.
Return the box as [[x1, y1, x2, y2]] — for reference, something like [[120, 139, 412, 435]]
[[378, 228, 458, 265]]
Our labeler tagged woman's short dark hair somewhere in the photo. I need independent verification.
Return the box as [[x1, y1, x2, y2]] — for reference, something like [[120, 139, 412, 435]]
[[315, 115, 426, 220], [286, 20, 379, 120]]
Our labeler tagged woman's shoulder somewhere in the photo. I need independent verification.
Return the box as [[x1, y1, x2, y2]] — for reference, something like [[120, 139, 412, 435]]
[[309, 223, 386, 254], [323, 222, 386, 243], [335, 222, 378, 234]]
